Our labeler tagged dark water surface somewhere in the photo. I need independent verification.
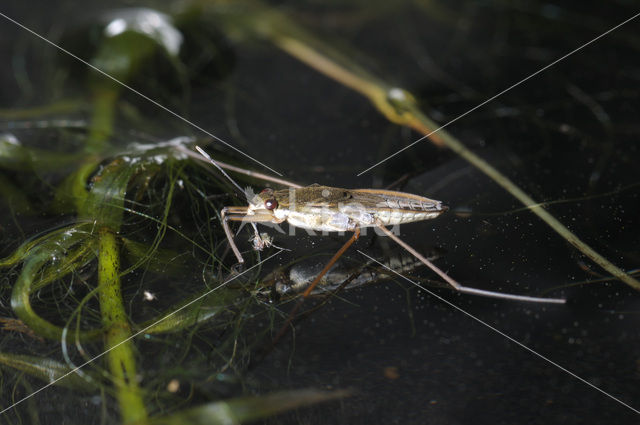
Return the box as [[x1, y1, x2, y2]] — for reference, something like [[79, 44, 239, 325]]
[[1, 1, 639, 424]]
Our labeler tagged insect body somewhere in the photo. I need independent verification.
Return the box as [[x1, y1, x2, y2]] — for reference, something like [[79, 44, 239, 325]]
[[246, 185, 447, 232], [187, 145, 565, 304]]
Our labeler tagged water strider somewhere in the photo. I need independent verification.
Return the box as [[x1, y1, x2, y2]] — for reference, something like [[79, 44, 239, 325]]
[[179, 145, 565, 304]]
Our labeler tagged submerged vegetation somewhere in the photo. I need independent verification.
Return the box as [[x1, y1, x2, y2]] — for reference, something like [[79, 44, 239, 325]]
[[0, 125, 343, 422], [0, 4, 350, 422]]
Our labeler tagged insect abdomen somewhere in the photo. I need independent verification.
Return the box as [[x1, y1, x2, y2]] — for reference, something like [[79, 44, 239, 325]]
[[373, 209, 444, 226]]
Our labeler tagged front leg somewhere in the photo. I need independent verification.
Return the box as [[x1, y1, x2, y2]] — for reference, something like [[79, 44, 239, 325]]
[[221, 208, 285, 264], [220, 207, 247, 264]]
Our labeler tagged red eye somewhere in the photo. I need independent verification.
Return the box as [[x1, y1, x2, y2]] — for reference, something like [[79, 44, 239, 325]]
[[264, 199, 278, 210]]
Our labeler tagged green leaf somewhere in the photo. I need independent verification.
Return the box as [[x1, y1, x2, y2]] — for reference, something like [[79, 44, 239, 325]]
[[0, 351, 98, 392]]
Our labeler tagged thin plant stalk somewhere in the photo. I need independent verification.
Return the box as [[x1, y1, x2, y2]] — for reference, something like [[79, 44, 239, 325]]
[[97, 228, 147, 423]]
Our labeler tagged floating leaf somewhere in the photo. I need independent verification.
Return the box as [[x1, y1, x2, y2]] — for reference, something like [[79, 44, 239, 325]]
[[138, 389, 350, 425]]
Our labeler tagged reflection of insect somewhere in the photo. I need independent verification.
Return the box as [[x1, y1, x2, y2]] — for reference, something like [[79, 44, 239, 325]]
[[259, 250, 441, 298], [180, 145, 565, 304]]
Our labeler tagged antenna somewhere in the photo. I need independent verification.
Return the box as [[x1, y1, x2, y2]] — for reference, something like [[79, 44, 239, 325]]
[[194, 146, 250, 201]]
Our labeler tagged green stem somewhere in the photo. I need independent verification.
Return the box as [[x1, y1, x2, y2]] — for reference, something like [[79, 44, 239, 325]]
[[97, 229, 147, 423], [87, 88, 118, 153]]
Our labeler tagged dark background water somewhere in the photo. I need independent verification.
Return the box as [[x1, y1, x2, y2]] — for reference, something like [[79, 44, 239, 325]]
[[1, 1, 639, 424]]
